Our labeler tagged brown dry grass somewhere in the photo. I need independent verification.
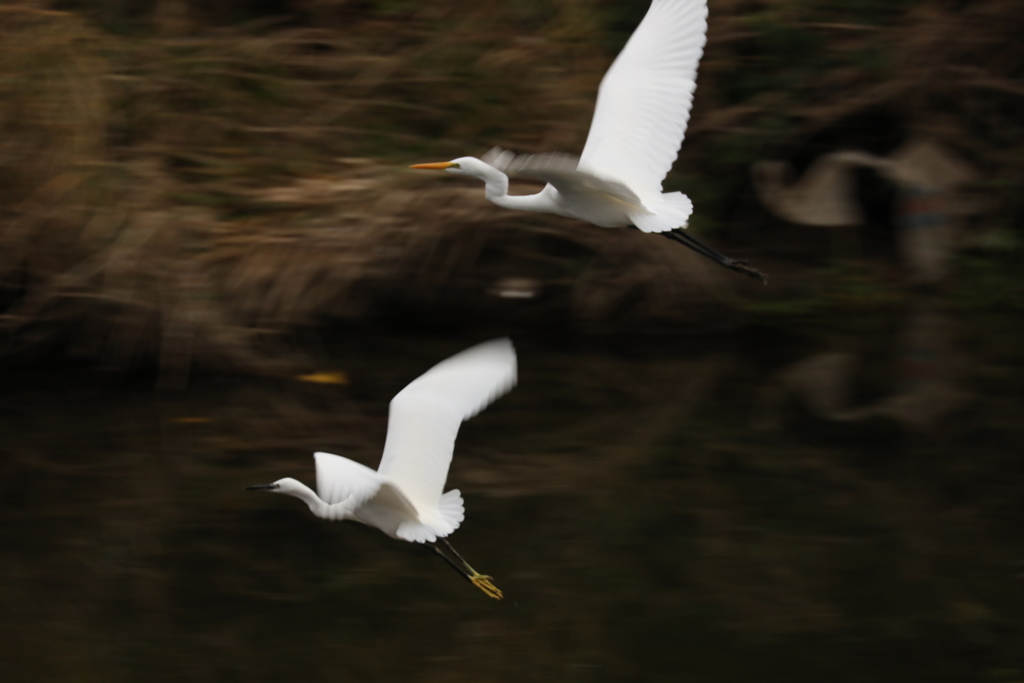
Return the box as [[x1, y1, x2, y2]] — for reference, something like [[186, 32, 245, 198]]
[[1, 1, 1022, 379], [0, 3, 735, 380]]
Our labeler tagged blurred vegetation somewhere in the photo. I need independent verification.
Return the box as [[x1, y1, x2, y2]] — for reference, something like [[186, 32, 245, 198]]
[[1, 4, 1022, 678], [1, 0, 1023, 376]]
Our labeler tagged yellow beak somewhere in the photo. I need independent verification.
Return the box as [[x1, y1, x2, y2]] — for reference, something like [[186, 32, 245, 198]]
[[410, 162, 456, 170]]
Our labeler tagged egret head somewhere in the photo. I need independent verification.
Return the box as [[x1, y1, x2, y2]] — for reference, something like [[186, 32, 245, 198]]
[[410, 157, 492, 178], [245, 477, 302, 495]]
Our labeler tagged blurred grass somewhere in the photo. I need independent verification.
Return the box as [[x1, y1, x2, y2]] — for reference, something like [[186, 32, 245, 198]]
[[2, 1, 1023, 376]]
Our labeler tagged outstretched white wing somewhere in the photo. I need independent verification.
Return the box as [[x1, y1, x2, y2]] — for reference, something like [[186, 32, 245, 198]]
[[377, 338, 518, 511], [578, 0, 708, 196]]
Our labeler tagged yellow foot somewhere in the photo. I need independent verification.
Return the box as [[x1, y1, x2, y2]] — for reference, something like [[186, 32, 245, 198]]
[[470, 573, 503, 600]]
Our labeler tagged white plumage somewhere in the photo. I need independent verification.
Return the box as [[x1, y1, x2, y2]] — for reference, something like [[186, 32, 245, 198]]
[[578, 0, 707, 206], [246, 338, 517, 598], [410, 1, 764, 281]]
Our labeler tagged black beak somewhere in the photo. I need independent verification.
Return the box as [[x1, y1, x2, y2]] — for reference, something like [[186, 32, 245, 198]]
[[245, 483, 279, 491]]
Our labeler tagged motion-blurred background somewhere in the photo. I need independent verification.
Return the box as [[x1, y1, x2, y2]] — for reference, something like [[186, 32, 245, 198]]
[[1, 1, 1022, 681]]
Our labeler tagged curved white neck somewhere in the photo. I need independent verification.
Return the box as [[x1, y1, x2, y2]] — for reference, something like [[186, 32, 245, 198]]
[[279, 478, 330, 517], [476, 165, 557, 214]]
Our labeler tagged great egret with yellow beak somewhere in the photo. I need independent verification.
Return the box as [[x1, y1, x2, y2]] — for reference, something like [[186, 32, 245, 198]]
[[412, 0, 766, 284], [246, 338, 517, 600]]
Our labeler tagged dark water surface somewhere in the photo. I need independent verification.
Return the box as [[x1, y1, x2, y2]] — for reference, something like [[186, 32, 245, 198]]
[[2, 310, 1022, 682]]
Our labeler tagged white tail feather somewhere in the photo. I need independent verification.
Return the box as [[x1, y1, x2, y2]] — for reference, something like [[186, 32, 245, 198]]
[[395, 489, 465, 543], [438, 488, 465, 529], [630, 191, 693, 233]]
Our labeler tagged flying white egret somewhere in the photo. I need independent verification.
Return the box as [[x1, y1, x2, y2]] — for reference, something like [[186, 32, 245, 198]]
[[246, 338, 517, 600], [411, 0, 766, 284]]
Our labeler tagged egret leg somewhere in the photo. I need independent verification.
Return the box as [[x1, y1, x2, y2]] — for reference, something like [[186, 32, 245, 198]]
[[659, 229, 768, 284], [431, 539, 503, 600]]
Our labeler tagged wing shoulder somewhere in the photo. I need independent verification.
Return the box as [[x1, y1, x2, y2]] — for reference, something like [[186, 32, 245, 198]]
[[483, 147, 641, 205]]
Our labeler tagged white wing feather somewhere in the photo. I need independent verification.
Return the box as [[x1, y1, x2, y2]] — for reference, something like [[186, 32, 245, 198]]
[[377, 338, 517, 511], [314, 451, 383, 507], [578, 0, 708, 196]]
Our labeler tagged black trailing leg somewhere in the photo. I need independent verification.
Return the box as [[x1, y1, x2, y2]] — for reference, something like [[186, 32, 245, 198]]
[[656, 228, 768, 284], [430, 538, 503, 600]]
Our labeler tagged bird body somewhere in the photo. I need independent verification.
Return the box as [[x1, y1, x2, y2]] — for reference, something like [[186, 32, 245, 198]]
[[412, 0, 706, 231], [474, 151, 694, 232], [247, 338, 517, 598], [261, 454, 463, 543], [410, 0, 766, 282]]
